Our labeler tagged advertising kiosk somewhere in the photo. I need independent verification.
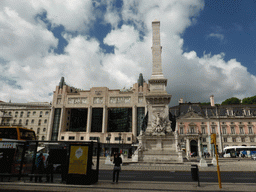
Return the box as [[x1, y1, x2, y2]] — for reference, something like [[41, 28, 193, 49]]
[[66, 141, 99, 185]]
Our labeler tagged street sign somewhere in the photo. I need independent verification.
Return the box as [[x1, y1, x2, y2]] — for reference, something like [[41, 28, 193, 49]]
[[211, 133, 216, 144]]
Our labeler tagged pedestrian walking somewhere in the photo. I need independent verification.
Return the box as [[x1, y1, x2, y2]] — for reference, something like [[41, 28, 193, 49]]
[[35, 153, 45, 182], [46, 153, 53, 183], [112, 153, 122, 183]]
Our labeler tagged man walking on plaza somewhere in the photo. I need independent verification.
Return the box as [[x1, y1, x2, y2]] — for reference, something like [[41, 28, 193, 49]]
[[112, 153, 122, 183]]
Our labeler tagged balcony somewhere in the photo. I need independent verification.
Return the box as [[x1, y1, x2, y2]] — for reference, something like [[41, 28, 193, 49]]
[[0, 114, 12, 118], [186, 132, 199, 135]]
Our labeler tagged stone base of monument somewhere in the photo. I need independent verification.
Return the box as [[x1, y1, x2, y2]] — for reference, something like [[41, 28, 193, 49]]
[[211, 156, 217, 166], [105, 156, 113, 165], [199, 158, 208, 167], [137, 135, 183, 163]]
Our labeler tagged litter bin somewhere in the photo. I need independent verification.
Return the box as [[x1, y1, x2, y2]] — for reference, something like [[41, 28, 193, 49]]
[[191, 164, 199, 181]]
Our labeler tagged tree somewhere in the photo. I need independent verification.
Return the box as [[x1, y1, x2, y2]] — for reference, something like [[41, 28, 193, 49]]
[[200, 102, 211, 105], [221, 97, 241, 105], [242, 95, 256, 104]]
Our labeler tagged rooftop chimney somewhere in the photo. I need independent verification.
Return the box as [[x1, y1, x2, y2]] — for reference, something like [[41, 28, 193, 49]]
[[210, 95, 215, 107]]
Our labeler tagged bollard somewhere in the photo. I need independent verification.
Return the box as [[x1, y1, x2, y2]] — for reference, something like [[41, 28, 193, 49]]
[[191, 164, 200, 186]]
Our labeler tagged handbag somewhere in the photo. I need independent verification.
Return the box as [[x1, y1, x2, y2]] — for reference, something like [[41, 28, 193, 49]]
[[114, 166, 121, 171]]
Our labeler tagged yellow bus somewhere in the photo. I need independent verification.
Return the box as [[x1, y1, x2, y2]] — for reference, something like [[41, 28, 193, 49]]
[[0, 126, 36, 174], [0, 126, 36, 142]]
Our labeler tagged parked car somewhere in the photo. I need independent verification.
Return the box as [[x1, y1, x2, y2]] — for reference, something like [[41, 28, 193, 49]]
[[251, 154, 256, 160]]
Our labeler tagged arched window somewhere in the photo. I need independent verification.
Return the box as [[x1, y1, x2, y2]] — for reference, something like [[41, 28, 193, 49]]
[[43, 128, 46, 132], [38, 119, 41, 126], [37, 128, 40, 134], [19, 119, 22, 124], [42, 136, 45, 141], [26, 119, 29, 125]]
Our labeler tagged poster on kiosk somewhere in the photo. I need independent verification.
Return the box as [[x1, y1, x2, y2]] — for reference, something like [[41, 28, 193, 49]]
[[68, 145, 89, 175], [67, 143, 94, 185]]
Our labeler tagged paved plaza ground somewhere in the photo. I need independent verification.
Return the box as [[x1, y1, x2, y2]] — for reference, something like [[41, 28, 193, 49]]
[[1, 157, 256, 192], [100, 157, 256, 172]]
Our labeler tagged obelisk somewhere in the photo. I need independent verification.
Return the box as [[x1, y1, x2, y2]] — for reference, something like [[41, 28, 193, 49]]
[[133, 21, 183, 163], [145, 20, 172, 135]]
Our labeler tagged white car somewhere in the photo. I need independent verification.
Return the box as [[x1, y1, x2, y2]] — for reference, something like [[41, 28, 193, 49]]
[[251, 154, 256, 160]]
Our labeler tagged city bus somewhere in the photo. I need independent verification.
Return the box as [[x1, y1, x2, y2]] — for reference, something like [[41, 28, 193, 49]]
[[0, 126, 36, 142], [0, 126, 36, 174], [223, 146, 256, 158]]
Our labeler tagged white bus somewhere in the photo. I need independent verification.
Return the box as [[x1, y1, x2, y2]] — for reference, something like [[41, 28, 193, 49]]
[[223, 146, 256, 157]]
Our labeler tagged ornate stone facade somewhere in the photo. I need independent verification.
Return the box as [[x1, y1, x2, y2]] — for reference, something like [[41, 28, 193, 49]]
[[170, 100, 256, 157]]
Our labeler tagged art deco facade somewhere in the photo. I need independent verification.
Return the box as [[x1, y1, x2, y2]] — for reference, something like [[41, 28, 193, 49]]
[[0, 101, 51, 140], [47, 75, 148, 155], [170, 96, 256, 157]]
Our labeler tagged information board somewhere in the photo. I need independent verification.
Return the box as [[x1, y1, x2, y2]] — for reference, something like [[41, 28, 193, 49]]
[[68, 146, 88, 175]]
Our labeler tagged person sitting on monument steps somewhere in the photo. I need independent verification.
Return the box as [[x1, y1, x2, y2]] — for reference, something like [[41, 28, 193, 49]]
[[112, 153, 122, 183]]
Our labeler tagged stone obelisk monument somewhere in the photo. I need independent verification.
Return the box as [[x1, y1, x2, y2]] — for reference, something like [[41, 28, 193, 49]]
[[133, 20, 183, 163]]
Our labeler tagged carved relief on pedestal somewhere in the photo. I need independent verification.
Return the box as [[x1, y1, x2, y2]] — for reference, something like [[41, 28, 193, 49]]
[[151, 112, 171, 135]]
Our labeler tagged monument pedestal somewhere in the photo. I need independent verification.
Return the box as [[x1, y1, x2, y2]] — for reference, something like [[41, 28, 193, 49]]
[[137, 134, 183, 163]]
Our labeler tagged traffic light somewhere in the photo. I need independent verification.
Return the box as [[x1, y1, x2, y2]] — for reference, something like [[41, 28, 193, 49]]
[[211, 134, 216, 144]]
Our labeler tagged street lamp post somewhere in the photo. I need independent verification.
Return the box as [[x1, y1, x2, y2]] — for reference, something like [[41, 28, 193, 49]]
[[118, 132, 122, 154], [107, 133, 111, 156]]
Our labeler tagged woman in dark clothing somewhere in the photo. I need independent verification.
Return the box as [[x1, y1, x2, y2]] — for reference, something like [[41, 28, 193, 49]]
[[113, 153, 122, 183]]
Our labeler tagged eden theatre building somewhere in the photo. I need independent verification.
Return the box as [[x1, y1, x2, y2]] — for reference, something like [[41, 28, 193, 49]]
[[47, 74, 149, 156]]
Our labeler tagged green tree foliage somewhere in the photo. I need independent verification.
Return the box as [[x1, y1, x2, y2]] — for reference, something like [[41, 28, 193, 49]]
[[200, 102, 210, 105], [221, 97, 241, 105], [242, 95, 256, 104]]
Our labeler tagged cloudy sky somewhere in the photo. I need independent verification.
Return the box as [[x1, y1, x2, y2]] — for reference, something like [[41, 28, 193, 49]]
[[1, 0, 256, 106]]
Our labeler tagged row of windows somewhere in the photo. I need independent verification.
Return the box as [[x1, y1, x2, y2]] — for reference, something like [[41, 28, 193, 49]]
[[179, 127, 254, 134], [183, 122, 253, 125], [8, 111, 49, 118], [30, 127, 46, 133], [181, 137, 255, 143], [10, 119, 48, 125], [37, 136, 45, 140], [223, 137, 255, 142], [61, 136, 131, 141]]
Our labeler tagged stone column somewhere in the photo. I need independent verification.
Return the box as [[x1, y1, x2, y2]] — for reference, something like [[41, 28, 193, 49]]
[[102, 106, 108, 134], [175, 124, 179, 152], [217, 120, 223, 153], [186, 138, 190, 157], [198, 137, 202, 157], [151, 20, 163, 78], [132, 105, 137, 139], [207, 121, 211, 156], [87, 106, 92, 133], [46, 106, 55, 141], [57, 106, 65, 141]]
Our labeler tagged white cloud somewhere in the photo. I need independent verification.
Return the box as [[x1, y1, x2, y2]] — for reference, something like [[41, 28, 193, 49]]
[[1, 0, 256, 107], [0, 7, 57, 61], [103, 1, 121, 28], [208, 33, 224, 41], [104, 25, 139, 53], [0, 0, 94, 32]]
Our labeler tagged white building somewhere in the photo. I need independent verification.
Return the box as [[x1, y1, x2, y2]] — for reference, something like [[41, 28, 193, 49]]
[[0, 101, 51, 140]]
